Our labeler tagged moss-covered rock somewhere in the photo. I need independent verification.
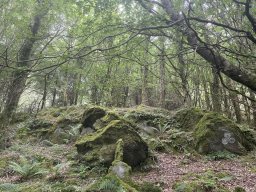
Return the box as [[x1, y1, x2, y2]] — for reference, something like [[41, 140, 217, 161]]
[[194, 112, 253, 155], [28, 119, 53, 130], [170, 108, 205, 130], [122, 105, 172, 129], [109, 160, 132, 179], [114, 139, 124, 162], [81, 107, 106, 129], [75, 120, 148, 167]]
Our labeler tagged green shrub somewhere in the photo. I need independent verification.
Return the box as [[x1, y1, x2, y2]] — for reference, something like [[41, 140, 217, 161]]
[[206, 151, 236, 161]]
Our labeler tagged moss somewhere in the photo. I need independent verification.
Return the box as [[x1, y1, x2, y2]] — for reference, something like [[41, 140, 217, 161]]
[[0, 157, 9, 176], [170, 108, 205, 130], [123, 105, 172, 128], [138, 182, 162, 192], [109, 160, 132, 178], [172, 171, 231, 192], [28, 119, 53, 130], [234, 187, 246, 192], [114, 139, 124, 161], [76, 120, 148, 167], [194, 112, 252, 155], [85, 173, 138, 192], [81, 106, 106, 128], [10, 112, 30, 124]]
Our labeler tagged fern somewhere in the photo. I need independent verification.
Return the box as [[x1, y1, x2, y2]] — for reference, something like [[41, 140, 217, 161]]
[[98, 178, 124, 192], [0, 183, 17, 192], [9, 158, 48, 180], [156, 123, 170, 138]]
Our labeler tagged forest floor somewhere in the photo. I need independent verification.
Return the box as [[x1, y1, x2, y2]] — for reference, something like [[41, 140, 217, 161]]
[[2, 142, 256, 191], [132, 152, 256, 192], [1, 106, 256, 192]]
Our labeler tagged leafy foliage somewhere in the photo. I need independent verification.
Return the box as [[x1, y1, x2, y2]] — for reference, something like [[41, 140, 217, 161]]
[[9, 157, 48, 180], [98, 178, 125, 192], [206, 151, 237, 161], [0, 183, 17, 192]]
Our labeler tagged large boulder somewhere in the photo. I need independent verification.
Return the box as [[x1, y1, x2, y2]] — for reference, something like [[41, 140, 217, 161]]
[[81, 106, 106, 129], [194, 112, 253, 155], [75, 120, 148, 167], [170, 108, 205, 130]]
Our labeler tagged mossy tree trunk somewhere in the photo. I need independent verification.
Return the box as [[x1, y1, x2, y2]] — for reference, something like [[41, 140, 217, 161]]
[[3, 3, 46, 118]]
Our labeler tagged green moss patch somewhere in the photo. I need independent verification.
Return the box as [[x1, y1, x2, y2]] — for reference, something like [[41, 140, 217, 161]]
[[194, 112, 253, 155], [76, 120, 148, 167]]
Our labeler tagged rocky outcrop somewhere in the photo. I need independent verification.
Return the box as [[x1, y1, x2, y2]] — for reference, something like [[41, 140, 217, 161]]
[[75, 119, 148, 167], [81, 107, 106, 129], [194, 112, 253, 155]]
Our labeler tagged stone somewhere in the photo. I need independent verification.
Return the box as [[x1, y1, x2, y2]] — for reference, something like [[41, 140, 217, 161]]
[[75, 120, 148, 167], [109, 161, 131, 178], [194, 112, 253, 155], [81, 107, 106, 129]]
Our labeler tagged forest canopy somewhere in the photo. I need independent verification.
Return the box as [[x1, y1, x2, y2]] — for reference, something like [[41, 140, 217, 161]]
[[0, 0, 255, 124]]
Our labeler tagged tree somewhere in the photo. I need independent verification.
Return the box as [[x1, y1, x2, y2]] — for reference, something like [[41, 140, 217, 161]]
[[137, 0, 256, 91], [3, 0, 48, 117]]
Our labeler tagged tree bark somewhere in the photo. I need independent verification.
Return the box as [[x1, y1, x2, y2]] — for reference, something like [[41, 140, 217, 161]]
[[210, 68, 222, 112], [41, 75, 48, 110], [249, 90, 256, 128], [159, 37, 166, 108], [141, 38, 150, 105], [3, 2, 46, 117], [178, 41, 191, 106]]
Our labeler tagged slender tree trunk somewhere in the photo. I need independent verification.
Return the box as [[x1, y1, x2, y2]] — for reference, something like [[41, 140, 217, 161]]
[[241, 88, 251, 123], [159, 37, 166, 108], [178, 41, 191, 106], [74, 74, 82, 105], [51, 78, 58, 107], [141, 38, 150, 105], [41, 75, 48, 110], [223, 87, 232, 118], [249, 90, 256, 128], [226, 79, 242, 123], [202, 72, 212, 110], [210, 68, 222, 112]]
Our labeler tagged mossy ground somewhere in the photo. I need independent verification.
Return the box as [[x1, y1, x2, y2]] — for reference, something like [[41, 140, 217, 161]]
[[0, 105, 255, 192]]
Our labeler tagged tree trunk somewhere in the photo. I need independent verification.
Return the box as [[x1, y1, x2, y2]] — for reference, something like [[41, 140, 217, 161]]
[[226, 79, 242, 123], [41, 75, 48, 110], [178, 41, 191, 106], [141, 38, 150, 106], [3, 7, 45, 117], [51, 78, 58, 107], [202, 72, 212, 110], [159, 37, 166, 108], [210, 68, 222, 112], [249, 90, 256, 128]]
